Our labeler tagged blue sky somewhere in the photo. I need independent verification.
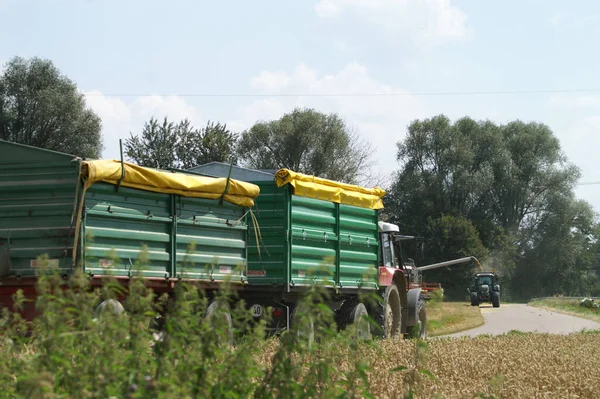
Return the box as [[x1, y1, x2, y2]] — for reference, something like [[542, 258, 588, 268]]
[[2, 0, 600, 210]]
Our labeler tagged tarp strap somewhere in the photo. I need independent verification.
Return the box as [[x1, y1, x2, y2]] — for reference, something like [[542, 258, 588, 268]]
[[71, 166, 89, 267]]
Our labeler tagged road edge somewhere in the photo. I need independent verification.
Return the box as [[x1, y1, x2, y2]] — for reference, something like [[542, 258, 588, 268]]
[[528, 302, 600, 324]]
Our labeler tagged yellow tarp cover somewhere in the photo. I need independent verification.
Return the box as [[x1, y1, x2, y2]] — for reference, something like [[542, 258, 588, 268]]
[[80, 160, 260, 207], [274, 168, 386, 210]]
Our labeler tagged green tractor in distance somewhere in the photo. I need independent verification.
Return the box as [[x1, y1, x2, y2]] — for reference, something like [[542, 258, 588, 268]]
[[469, 272, 500, 308]]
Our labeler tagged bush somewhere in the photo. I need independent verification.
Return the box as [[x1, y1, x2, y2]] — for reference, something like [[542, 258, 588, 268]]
[[580, 298, 600, 309], [0, 258, 379, 398]]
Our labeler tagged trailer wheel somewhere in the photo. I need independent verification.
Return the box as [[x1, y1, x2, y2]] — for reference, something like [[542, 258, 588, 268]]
[[339, 301, 371, 340], [94, 299, 125, 319], [205, 300, 233, 346], [292, 303, 315, 348]]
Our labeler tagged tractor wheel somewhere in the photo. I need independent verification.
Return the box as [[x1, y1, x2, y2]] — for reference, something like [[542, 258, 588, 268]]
[[470, 293, 479, 307], [492, 292, 500, 308], [372, 285, 402, 339], [408, 298, 427, 339], [205, 300, 234, 346]]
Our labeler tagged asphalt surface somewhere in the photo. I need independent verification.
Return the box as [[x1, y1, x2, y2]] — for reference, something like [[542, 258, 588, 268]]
[[443, 304, 600, 338]]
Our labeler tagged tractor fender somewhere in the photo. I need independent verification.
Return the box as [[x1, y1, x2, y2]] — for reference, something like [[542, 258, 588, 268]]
[[393, 272, 409, 333], [406, 288, 422, 327]]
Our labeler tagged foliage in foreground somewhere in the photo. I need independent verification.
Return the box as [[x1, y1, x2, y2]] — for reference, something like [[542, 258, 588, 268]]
[[2, 266, 600, 399], [0, 264, 382, 399]]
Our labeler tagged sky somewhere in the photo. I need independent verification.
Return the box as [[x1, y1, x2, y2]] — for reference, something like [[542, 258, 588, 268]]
[[2, 0, 600, 211]]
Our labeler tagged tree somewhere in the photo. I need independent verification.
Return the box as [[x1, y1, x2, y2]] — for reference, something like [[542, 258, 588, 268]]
[[177, 120, 239, 168], [237, 108, 373, 184], [124, 117, 237, 169], [420, 215, 489, 300], [0, 56, 102, 158], [388, 114, 597, 300]]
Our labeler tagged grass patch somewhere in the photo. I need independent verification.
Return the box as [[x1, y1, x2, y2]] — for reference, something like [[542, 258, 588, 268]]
[[427, 301, 484, 336], [529, 297, 600, 323]]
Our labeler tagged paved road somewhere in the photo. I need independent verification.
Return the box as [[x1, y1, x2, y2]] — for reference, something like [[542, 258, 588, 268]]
[[444, 304, 600, 338]]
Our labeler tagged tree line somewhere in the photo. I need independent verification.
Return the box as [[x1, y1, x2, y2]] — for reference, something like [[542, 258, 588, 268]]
[[2, 56, 598, 300]]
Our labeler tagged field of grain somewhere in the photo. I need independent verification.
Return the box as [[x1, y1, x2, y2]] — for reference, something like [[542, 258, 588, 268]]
[[255, 332, 600, 398], [366, 332, 600, 398]]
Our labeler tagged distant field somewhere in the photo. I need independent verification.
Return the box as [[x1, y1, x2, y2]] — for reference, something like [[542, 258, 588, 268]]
[[529, 297, 600, 323], [427, 301, 484, 336]]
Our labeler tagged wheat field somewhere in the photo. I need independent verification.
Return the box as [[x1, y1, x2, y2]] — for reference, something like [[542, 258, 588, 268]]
[[255, 331, 600, 399]]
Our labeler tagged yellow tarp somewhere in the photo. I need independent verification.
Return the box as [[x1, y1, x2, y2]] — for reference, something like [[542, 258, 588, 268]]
[[80, 160, 260, 207], [274, 168, 385, 210]]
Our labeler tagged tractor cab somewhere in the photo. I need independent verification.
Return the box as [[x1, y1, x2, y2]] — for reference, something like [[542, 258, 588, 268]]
[[472, 272, 498, 288], [378, 222, 442, 297], [378, 222, 423, 272]]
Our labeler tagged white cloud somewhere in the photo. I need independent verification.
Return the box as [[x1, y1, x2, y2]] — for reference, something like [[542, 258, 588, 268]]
[[228, 62, 426, 181], [82, 91, 204, 160], [315, 0, 471, 46]]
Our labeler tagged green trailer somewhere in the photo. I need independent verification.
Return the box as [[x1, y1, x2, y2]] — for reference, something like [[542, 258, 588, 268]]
[[189, 165, 432, 339], [0, 140, 259, 321], [244, 179, 380, 290]]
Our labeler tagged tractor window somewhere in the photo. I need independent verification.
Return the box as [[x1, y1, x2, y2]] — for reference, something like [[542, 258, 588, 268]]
[[477, 276, 493, 286], [381, 233, 394, 267]]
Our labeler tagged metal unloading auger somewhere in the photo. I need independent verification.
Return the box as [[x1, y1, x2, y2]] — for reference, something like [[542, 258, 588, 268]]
[[410, 256, 483, 283]]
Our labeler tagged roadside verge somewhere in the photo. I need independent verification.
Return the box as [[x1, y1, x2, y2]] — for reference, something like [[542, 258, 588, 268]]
[[427, 301, 485, 336], [529, 297, 600, 324]]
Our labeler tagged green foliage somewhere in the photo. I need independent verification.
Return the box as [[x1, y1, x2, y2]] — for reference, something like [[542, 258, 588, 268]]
[[0, 56, 102, 158], [125, 117, 238, 169], [422, 215, 489, 299], [0, 253, 377, 399], [388, 114, 599, 300], [237, 107, 374, 184]]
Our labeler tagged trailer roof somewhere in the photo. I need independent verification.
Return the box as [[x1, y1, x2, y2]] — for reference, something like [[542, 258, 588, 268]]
[[0, 139, 77, 164], [187, 162, 276, 181], [81, 160, 260, 207], [275, 168, 385, 210], [0, 140, 260, 207]]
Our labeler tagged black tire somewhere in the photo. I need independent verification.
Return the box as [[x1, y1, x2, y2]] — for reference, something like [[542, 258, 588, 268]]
[[372, 285, 402, 339], [470, 292, 479, 307], [205, 300, 234, 346], [492, 292, 500, 308], [339, 301, 371, 340]]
